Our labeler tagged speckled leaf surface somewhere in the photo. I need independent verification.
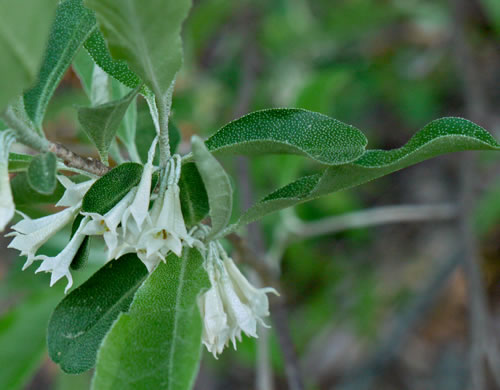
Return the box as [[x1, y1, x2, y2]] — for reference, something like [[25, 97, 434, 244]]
[[84, 0, 192, 97], [82, 162, 143, 215], [24, 0, 96, 126], [11, 172, 65, 205], [0, 0, 58, 111], [231, 117, 500, 230], [192, 136, 232, 238], [84, 30, 142, 90], [92, 249, 209, 390], [73, 48, 95, 98], [205, 108, 368, 165], [48, 254, 148, 374], [178, 162, 209, 227], [8, 152, 32, 172], [78, 86, 139, 162], [27, 152, 57, 195]]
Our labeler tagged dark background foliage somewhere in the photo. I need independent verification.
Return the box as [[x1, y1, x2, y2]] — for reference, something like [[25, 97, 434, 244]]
[[0, 0, 499, 389]]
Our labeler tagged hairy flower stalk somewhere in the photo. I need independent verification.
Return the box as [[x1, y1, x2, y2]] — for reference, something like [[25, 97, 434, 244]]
[[0, 130, 16, 231], [198, 240, 278, 357]]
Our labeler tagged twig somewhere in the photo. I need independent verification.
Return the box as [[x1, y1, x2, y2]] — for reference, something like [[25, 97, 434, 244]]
[[450, 0, 500, 388], [336, 251, 463, 390], [49, 142, 111, 177], [270, 204, 457, 264]]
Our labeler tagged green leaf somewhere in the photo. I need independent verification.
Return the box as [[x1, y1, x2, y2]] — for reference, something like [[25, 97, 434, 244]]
[[11, 172, 65, 205], [8, 152, 32, 172], [82, 162, 143, 215], [70, 215, 92, 270], [27, 152, 57, 195], [73, 48, 95, 98], [78, 87, 140, 162], [234, 117, 500, 230], [205, 108, 368, 165], [84, 30, 141, 89], [0, 291, 62, 390], [24, 0, 96, 126], [110, 79, 141, 161], [0, 0, 58, 111], [84, 0, 192, 98], [179, 163, 209, 227], [192, 136, 232, 238], [92, 248, 209, 390], [48, 254, 148, 374]]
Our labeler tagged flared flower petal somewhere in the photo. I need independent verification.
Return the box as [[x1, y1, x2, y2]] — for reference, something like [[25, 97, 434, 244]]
[[199, 242, 278, 357], [56, 176, 96, 207], [198, 286, 230, 358], [8, 205, 80, 269], [35, 217, 89, 293]]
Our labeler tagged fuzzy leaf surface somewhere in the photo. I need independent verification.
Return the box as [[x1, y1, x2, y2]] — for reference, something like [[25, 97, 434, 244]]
[[82, 162, 143, 215], [84, 0, 192, 97], [8, 153, 32, 172], [27, 152, 57, 195], [205, 108, 368, 165], [11, 172, 65, 205], [48, 254, 148, 374], [78, 87, 139, 161], [92, 249, 209, 390], [24, 0, 96, 126], [0, 0, 58, 110], [233, 117, 500, 230], [192, 136, 232, 238], [84, 30, 141, 89], [179, 163, 209, 227]]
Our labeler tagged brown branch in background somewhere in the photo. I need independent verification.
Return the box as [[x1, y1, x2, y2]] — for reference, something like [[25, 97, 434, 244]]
[[229, 6, 305, 390], [49, 142, 111, 177], [335, 251, 463, 390], [449, 0, 500, 388]]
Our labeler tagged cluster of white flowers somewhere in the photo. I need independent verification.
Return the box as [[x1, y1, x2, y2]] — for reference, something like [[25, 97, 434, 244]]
[[3, 135, 278, 356], [198, 240, 278, 357], [8, 140, 195, 290], [81, 146, 195, 272]]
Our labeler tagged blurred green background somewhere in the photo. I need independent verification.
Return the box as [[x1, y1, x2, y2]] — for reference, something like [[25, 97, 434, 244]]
[[1, 0, 499, 389]]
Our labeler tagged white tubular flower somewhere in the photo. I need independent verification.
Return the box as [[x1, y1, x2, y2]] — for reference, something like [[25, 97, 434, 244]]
[[219, 245, 278, 325], [56, 175, 96, 207], [198, 282, 230, 357], [35, 217, 90, 293], [134, 155, 194, 272], [81, 187, 138, 260], [0, 130, 16, 231], [7, 205, 80, 270], [121, 137, 157, 231], [199, 242, 278, 357]]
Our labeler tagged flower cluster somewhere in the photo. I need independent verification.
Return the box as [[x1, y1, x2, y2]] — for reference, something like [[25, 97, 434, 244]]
[[8, 141, 195, 291], [198, 240, 278, 357], [81, 152, 195, 272], [4, 135, 278, 356]]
